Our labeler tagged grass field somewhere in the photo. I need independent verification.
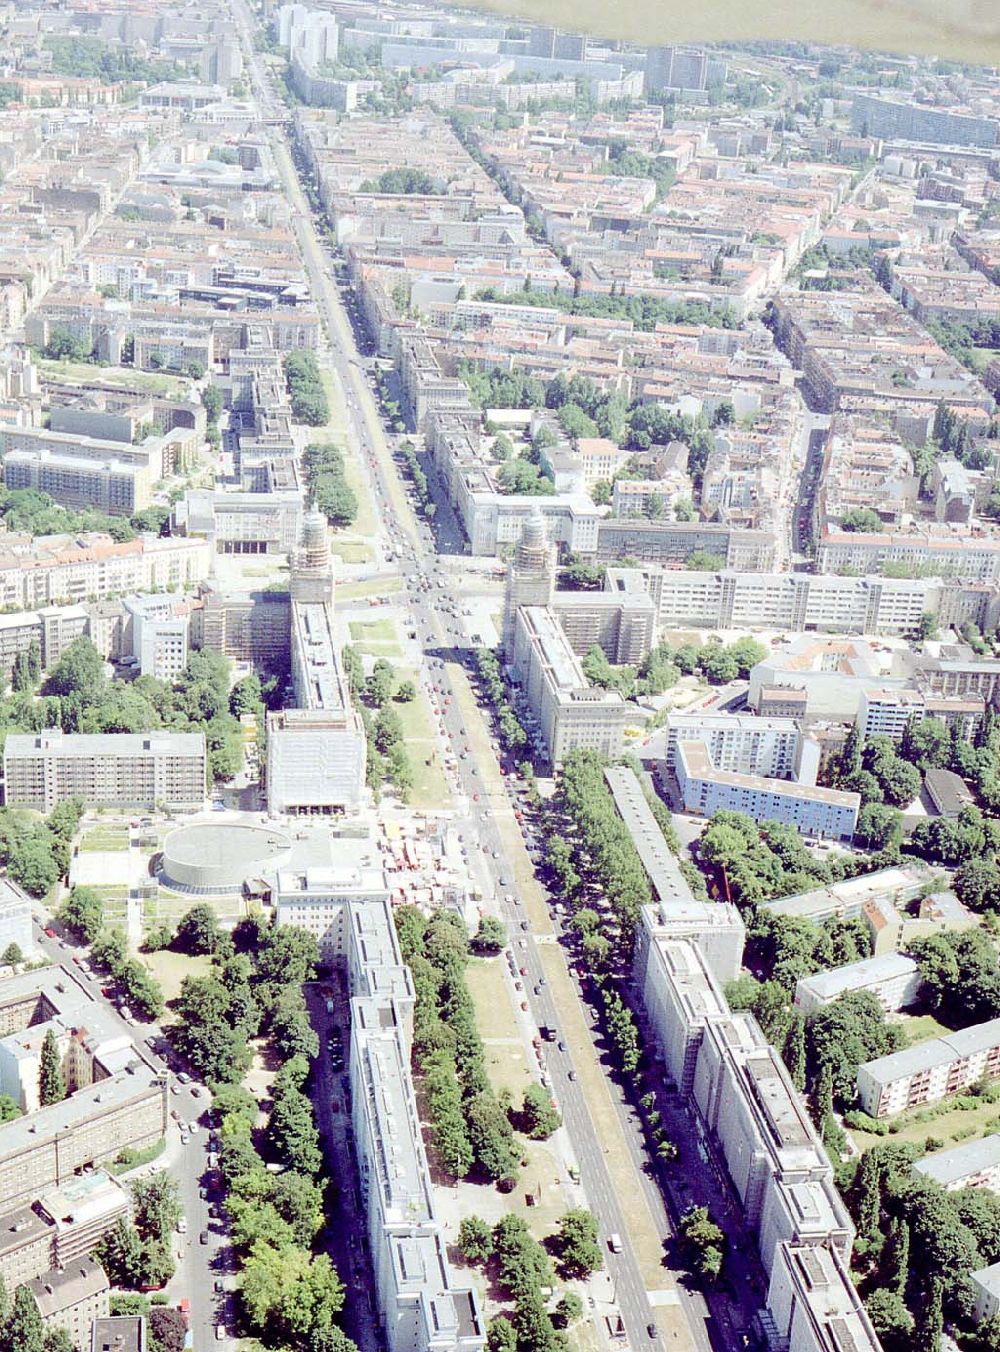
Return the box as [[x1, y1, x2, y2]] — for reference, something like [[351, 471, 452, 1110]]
[[139, 949, 212, 1007], [330, 538, 375, 564], [337, 577, 402, 602], [350, 618, 396, 643], [37, 358, 189, 398], [850, 1095, 1000, 1154], [897, 1011, 954, 1044], [79, 826, 130, 852], [392, 668, 450, 809]]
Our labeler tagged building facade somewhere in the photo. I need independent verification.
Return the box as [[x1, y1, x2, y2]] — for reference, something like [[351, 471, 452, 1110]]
[[3, 731, 207, 812]]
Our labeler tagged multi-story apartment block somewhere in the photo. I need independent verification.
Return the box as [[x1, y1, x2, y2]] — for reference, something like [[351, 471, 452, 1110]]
[[912, 1134, 1000, 1193], [858, 686, 984, 742], [0, 1062, 168, 1210], [199, 587, 291, 667], [817, 527, 1000, 584], [0, 1205, 55, 1292], [850, 93, 1000, 148], [122, 594, 189, 681], [664, 714, 802, 780], [675, 740, 860, 841], [604, 564, 984, 638], [3, 730, 207, 813], [274, 844, 482, 1352], [0, 534, 211, 613], [3, 450, 153, 516], [794, 953, 923, 1016], [857, 1017, 1000, 1117], [510, 606, 632, 765], [766, 1243, 882, 1352], [28, 1258, 110, 1350]]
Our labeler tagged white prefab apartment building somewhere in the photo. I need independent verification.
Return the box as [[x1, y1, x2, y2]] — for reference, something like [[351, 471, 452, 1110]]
[[675, 739, 860, 841], [2, 730, 207, 812], [794, 953, 923, 1016], [664, 714, 802, 780], [912, 1133, 1000, 1193], [857, 1017, 1000, 1117], [766, 1242, 884, 1352]]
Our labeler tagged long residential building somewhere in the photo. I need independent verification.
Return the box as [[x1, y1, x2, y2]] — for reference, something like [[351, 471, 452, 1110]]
[[276, 863, 484, 1352], [675, 739, 860, 841], [664, 714, 803, 781], [630, 916, 870, 1348], [857, 686, 984, 742], [604, 564, 998, 637], [0, 1060, 168, 1210], [3, 730, 207, 813], [510, 605, 632, 764], [912, 1134, 1000, 1193], [0, 533, 211, 612], [793, 954, 923, 1016], [857, 1017, 1000, 1118], [817, 527, 1000, 584]]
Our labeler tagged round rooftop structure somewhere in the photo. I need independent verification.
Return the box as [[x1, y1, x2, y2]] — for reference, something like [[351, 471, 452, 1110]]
[[160, 821, 293, 895]]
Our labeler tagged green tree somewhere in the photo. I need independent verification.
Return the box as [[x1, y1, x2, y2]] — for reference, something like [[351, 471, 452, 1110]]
[[520, 1083, 561, 1139], [457, 1215, 494, 1265], [466, 1090, 520, 1182], [6, 1282, 45, 1352], [556, 1209, 603, 1278], [131, 1173, 181, 1245], [240, 1241, 345, 1342], [39, 1029, 66, 1106], [266, 1082, 322, 1177], [865, 1289, 914, 1349], [486, 1316, 517, 1352], [96, 1219, 146, 1288], [472, 916, 506, 954], [855, 802, 903, 851], [43, 636, 105, 699], [554, 1292, 584, 1327], [840, 507, 882, 532], [58, 886, 104, 942], [173, 903, 220, 956]]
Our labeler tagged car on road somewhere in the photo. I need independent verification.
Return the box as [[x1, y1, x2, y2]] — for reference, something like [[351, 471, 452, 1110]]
[[647, 1325, 657, 1339], [43, 927, 56, 938], [568, 1070, 577, 1081], [200, 1231, 210, 1245], [558, 1041, 568, 1052]]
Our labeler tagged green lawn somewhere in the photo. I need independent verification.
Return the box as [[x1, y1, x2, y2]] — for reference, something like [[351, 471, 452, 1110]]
[[337, 577, 403, 602], [331, 539, 375, 564], [37, 358, 189, 398], [139, 949, 212, 1006], [350, 618, 396, 643], [80, 826, 130, 852], [850, 1095, 1000, 1154], [392, 668, 450, 809], [898, 1011, 954, 1045]]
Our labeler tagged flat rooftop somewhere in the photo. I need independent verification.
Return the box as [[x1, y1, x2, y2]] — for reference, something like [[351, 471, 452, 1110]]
[[796, 953, 919, 1002], [912, 1133, 1000, 1186], [4, 730, 205, 758], [292, 600, 350, 712], [678, 739, 860, 808], [604, 765, 694, 908]]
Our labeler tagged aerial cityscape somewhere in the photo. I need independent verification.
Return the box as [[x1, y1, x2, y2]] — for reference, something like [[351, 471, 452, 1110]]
[[1, 4, 1000, 1352]]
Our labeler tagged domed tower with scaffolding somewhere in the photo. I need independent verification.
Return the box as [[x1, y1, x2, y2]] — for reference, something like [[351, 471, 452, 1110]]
[[502, 509, 556, 656]]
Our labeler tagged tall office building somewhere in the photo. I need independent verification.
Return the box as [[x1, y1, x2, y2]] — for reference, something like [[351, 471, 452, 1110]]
[[502, 510, 556, 655]]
